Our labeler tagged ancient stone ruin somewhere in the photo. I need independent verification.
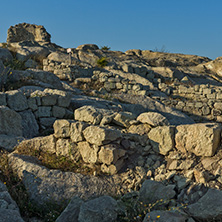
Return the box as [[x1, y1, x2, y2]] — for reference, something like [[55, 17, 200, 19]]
[[1, 23, 222, 221]]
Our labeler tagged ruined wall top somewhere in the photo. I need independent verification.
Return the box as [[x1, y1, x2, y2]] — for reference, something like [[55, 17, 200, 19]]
[[7, 23, 51, 43]]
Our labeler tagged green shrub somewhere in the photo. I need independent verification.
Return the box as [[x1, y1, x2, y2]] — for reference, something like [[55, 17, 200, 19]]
[[101, 46, 111, 51], [97, 57, 108, 68]]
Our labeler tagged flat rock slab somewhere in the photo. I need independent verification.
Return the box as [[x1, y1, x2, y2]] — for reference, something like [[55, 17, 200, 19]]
[[8, 153, 120, 206], [139, 180, 176, 205], [187, 188, 222, 221], [175, 123, 221, 157]]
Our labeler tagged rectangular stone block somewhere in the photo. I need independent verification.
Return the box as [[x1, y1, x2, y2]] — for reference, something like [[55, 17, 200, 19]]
[[175, 123, 221, 157]]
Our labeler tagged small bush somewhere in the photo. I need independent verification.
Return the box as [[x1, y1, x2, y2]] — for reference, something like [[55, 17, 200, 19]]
[[97, 57, 108, 68], [101, 46, 111, 51], [153, 45, 169, 53]]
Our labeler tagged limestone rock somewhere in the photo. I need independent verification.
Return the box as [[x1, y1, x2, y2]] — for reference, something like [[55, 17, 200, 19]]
[[101, 158, 125, 175], [53, 120, 73, 138], [76, 44, 99, 51], [74, 106, 102, 125], [83, 126, 121, 146], [70, 121, 88, 143], [17, 135, 56, 154], [187, 189, 222, 221], [6, 90, 28, 111], [78, 196, 118, 222], [77, 141, 98, 163], [175, 123, 221, 156], [8, 153, 119, 205], [27, 69, 64, 90], [128, 123, 152, 135], [52, 106, 66, 118], [19, 109, 39, 138], [56, 196, 83, 222], [0, 135, 24, 152], [7, 23, 51, 43], [113, 111, 136, 127], [34, 106, 51, 118], [0, 106, 22, 136], [148, 126, 175, 155], [0, 48, 13, 62], [137, 112, 170, 126], [98, 144, 126, 165], [139, 180, 176, 204], [43, 88, 72, 107], [56, 139, 80, 161]]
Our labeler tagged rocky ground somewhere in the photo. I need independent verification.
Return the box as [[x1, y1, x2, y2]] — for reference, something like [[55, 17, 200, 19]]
[[1, 23, 222, 221]]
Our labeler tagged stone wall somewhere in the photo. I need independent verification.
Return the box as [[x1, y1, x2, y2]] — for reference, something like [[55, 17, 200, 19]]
[[156, 81, 222, 122], [0, 88, 72, 139], [43, 59, 93, 81]]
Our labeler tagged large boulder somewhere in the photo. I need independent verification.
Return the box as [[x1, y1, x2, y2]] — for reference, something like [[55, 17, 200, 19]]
[[83, 126, 121, 146], [0, 48, 13, 62], [148, 126, 175, 155], [0, 106, 22, 136], [78, 196, 118, 222], [175, 123, 221, 157], [27, 69, 64, 89], [139, 180, 176, 205], [7, 23, 51, 43], [187, 189, 222, 221], [8, 153, 119, 205]]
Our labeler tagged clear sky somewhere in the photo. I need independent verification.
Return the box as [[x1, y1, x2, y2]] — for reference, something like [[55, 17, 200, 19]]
[[1, 0, 222, 59]]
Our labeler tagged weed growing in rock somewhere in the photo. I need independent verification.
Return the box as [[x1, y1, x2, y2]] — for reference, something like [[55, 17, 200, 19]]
[[117, 195, 188, 222], [15, 144, 96, 175], [101, 46, 111, 51], [97, 57, 108, 68]]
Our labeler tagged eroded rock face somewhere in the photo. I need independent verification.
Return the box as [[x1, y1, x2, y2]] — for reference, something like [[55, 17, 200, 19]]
[[7, 23, 51, 43], [175, 123, 221, 157]]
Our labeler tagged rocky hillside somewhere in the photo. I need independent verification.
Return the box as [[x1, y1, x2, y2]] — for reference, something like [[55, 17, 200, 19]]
[[1, 23, 222, 222]]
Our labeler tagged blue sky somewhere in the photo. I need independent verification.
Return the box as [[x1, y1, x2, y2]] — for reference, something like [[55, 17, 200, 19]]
[[1, 0, 222, 59]]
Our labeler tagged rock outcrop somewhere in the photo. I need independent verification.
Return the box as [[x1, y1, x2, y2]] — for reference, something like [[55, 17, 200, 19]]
[[2, 23, 222, 222], [7, 23, 51, 43]]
